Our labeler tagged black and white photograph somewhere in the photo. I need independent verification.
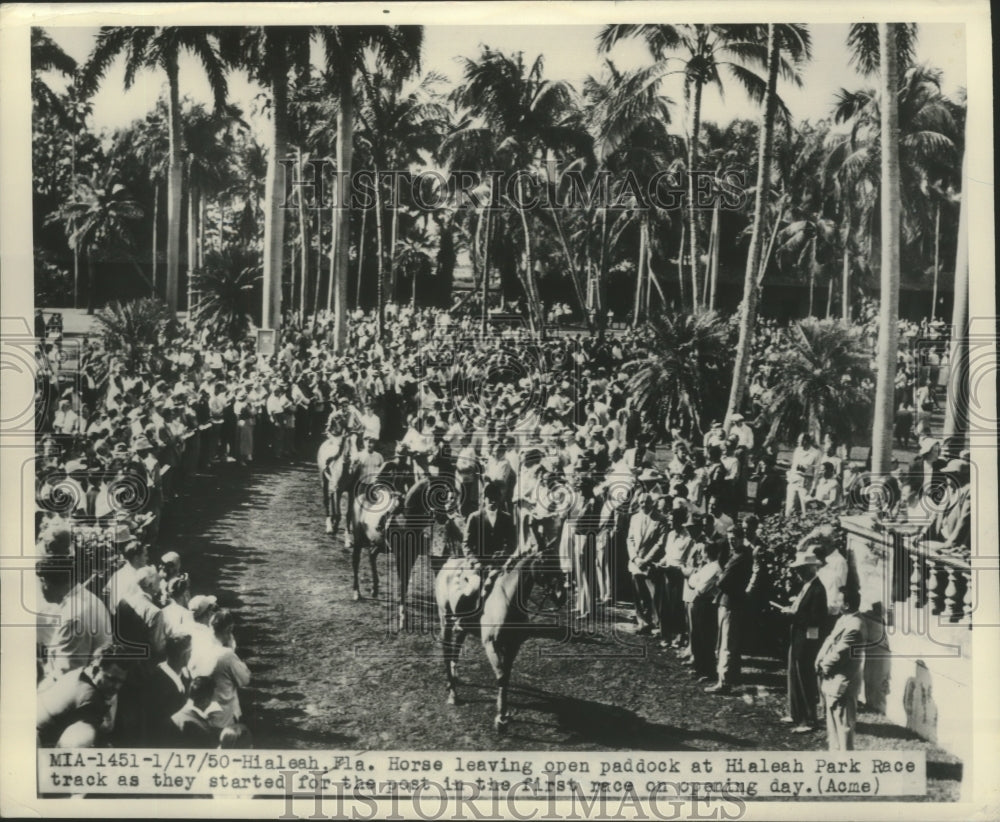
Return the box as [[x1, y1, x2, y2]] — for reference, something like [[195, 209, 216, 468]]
[[1, 1, 997, 817]]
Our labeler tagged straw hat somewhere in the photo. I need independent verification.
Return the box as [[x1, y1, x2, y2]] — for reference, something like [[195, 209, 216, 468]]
[[789, 551, 823, 569]]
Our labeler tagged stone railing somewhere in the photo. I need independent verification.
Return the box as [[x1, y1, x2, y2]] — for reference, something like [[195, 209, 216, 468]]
[[839, 514, 972, 764]]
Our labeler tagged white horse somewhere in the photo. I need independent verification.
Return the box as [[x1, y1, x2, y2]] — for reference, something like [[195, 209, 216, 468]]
[[317, 432, 354, 542]]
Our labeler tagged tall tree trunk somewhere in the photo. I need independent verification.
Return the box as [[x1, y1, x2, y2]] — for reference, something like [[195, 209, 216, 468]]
[[390, 194, 399, 299], [688, 81, 704, 312], [708, 197, 720, 309], [373, 163, 386, 338], [313, 202, 323, 325], [676, 223, 685, 308], [165, 55, 183, 313], [931, 202, 940, 319], [187, 180, 197, 312], [757, 197, 785, 287], [356, 208, 366, 307], [296, 148, 309, 319], [826, 276, 833, 319], [262, 60, 289, 336], [841, 207, 851, 322], [151, 182, 159, 297], [332, 70, 353, 350], [726, 23, 779, 421], [481, 206, 492, 335], [870, 22, 902, 479], [514, 179, 539, 336], [198, 193, 206, 270], [633, 219, 648, 327], [326, 206, 336, 312], [86, 252, 95, 315], [943, 146, 969, 442]]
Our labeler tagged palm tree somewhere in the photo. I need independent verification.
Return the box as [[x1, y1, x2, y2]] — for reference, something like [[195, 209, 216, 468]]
[[31, 29, 77, 123], [316, 25, 424, 349], [581, 60, 680, 326], [94, 297, 174, 375], [443, 47, 584, 335], [192, 246, 261, 340], [845, 23, 918, 478], [627, 311, 733, 437], [775, 211, 839, 316], [725, 24, 811, 421], [55, 174, 144, 313], [827, 62, 956, 275], [220, 27, 312, 337], [763, 318, 874, 447], [354, 60, 446, 333], [78, 27, 227, 315], [598, 24, 779, 312]]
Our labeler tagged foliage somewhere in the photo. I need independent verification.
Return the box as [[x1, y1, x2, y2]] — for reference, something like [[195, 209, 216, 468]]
[[34, 257, 73, 307], [763, 317, 874, 444], [627, 311, 734, 434], [94, 298, 176, 374], [192, 247, 262, 340], [755, 508, 847, 600]]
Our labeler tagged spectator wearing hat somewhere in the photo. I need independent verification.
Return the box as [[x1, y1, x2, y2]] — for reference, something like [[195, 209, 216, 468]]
[[919, 456, 971, 552], [706, 524, 752, 694], [816, 587, 865, 750], [117, 565, 167, 661], [785, 433, 822, 517], [687, 538, 723, 680], [653, 504, 695, 649], [728, 414, 754, 452], [774, 550, 828, 733], [266, 385, 292, 460], [909, 436, 947, 509], [36, 555, 113, 688], [626, 493, 664, 634], [37, 644, 132, 748], [233, 388, 256, 464]]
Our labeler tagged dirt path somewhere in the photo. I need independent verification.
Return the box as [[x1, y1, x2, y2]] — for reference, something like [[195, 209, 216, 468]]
[[156, 455, 961, 799]]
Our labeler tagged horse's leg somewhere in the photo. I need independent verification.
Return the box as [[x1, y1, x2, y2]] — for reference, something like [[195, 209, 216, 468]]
[[331, 485, 344, 550], [343, 485, 355, 548], [368, 540, 380, 599], [483, 639, 515, 732], [322, 473, 333, 534], [351, 530, 363, 601], [395, 534, 414, 629], [442, 611, 467, 706]]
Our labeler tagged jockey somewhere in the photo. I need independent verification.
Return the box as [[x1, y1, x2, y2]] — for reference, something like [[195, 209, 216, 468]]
[[461, 481, 518, 599]]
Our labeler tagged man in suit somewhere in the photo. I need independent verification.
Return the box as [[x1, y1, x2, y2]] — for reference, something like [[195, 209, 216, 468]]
[[776, 550, 829, 732], [463, 481, 517, 566], [626, 493, 664, 635], [816, 587, 865, 750], [706, 524, 753, 694], [148, 632, 193, 746]]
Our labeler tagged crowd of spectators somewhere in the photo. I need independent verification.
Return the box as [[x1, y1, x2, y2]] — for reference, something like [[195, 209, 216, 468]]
[[33, 301, 971, 752]]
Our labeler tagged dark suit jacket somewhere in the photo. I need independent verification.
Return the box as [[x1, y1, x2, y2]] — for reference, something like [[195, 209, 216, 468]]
[[789, 576, 828, 647], [463, 509, 517, 559], [147, 665, 191, 746], [714, 549, 752, 609]]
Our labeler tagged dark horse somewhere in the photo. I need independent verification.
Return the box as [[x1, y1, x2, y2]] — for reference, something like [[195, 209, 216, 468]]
[[435, 550, 562, 732], [353, 474, 463, 626]]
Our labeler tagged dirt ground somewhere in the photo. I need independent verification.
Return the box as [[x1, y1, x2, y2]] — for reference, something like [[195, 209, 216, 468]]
[[156, 451, 962, 802]]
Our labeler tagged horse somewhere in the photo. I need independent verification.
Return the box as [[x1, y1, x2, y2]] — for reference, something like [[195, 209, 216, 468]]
[[317, 432, 354, 542], [352, 474, 464, 625], [435, 550, 562, 732]]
